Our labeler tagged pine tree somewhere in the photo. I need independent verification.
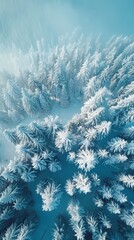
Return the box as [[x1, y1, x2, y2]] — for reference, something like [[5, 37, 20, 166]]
[[38, 181, 62, 211], [55, 130, 75, 152], [118, 174, 134, 188], [120, 206, 134, 228], [107, 201, 121, 214], [4, 129, 20, 145], [52, 217, 65, 240], [75, 149, 97, 172], [65, 179, 76, 196], [31, 154, 47, 171], [73, 173, 91, 194], [0, 183, 19, 204], [21, 168, 36, 182]]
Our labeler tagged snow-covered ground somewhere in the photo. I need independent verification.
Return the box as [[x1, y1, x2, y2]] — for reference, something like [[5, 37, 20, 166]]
[[22, 100, 83, 125], [0, 131, 15, 166], [51, 101, 83, 124]]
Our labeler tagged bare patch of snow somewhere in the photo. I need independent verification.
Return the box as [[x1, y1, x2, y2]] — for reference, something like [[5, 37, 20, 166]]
[[22, 100, 83, 125], [51, 101, 83, 124], [0, 131, 15, 166]]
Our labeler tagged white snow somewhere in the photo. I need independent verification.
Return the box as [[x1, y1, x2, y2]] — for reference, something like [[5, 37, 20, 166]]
[[0, 131, 15, 166], [51, 101, 83, 124], [22, 100, 83, 126]]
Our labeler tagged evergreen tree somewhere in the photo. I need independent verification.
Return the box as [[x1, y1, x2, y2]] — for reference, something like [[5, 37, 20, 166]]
[[37, 181, 62, 211]]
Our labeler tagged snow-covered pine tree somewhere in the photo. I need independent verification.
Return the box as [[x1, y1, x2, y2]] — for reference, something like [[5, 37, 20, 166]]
[[2, 223, 19, 240], [55, 129, 75, 152], [65, 179, 76, 196], [4, 129, 20, 145], [75, 149, 97, 172], [52, 216, 65, 240], [67, 200, 85, 240], [37, 181, 62, 211], [73, 172, 91, 194], [120, 204, 134, 229], [0, 183, 20, 204], [0, 34, 134, 238]]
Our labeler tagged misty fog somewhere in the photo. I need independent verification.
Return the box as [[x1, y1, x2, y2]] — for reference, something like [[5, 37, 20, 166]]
[[0, 0, 134, 75], [0, 0, 134, 50]]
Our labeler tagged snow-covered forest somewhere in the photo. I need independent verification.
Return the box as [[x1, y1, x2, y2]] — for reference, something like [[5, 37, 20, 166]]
[[0, 34, 134, 240]]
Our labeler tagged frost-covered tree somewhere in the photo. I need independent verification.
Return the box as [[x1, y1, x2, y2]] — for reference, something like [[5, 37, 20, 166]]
[[95, 121, 111, 139], [93, 228, 107, 240], [67, 200, 85, 240], [97, 149, 109, 159], [87, 215, 98, 234], [112, 184, 127, 203], [21, 89, 37, 115], [52, 217, 65, 240], [85, 107, 104, 126], [4, 129, 20, 145], [0, 183, 19, 204], [17, 124, 33, 142], [48, 159, 61, 172], [16, 219, 36, 240], [2, 223, 19, 240], [120, 205, 134, 228], [82, 87, 111, 112], [31, 154, 47, 171], [118, 174, 134, 188], [94, 197, 104, 208], [126, 141, 134, 155], [99, 185, 112, 200], [67, 151, 76, 162], [53, 224, 64, 240], [99, 213, 111, 229], [0, 205, 14, 221], [75, 149, 97, 172], [91, 173, 100, 187], [55, 130, 75, 152], [73, 172, 91, 194], [36, 180, 46, 195], [67, 200, 84, 223], [21, 167, 36, 182], [13, 190, 31, 211], [107, 201, 121, 214], [1, 170, 19, 183], [60, 85, 69, 107], [15, 142, 36, 157], [38, 181, 62, 211], [37, 86, 51, 112], [70, 218, 85, 240], [123, 126, 134, 139], [108, 138, 127, 153], [65, 179, 76, 196], [30, 121, 46, 139], [44, 116, 62, 137], [7, 157, 28, 175]]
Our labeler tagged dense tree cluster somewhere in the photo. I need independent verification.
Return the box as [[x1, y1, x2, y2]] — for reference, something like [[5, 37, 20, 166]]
[[0, 35, 134, 239]]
